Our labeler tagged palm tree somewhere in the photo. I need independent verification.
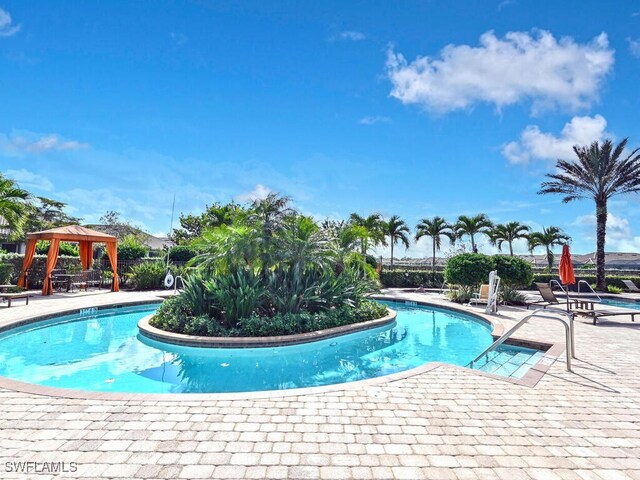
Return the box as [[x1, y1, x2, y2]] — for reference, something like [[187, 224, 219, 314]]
[[539, 139, 640, 290], [0, 174, 30, 239], [384, 215, 411, 267], [348, 213, 386, 256], [527, 226, 570, 272], [454, 214, 493, 253], [489, 222, 531, 256], [415, 216, 456, 271]]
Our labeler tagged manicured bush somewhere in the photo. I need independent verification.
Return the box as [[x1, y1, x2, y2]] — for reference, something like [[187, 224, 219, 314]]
[[129, 261, 166, 290], [150, 298, 388, 337], [379, 270, 444, 288], [529, 273, 640, 292], [493, 255, 534, 288], [444, 253, 494, 287], [0, 263, 12, 284], [166, 245, 198, 263], [113, 235, 148, 260], [35, 241, 80, 257]]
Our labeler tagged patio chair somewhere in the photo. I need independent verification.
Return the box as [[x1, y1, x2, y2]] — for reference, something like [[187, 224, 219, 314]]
[[70, 271, 89, 292], [470, 284, 490, 306], [526, 282, 576, 310], [622, 279, 640, 293]]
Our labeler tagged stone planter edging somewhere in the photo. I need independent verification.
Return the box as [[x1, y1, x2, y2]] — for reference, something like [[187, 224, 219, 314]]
[[138, 308, 397, 348]]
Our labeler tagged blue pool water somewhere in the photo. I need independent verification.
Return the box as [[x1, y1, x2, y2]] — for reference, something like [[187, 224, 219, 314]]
[[600, 298, 640, 310], [0, 301, 544, 393]]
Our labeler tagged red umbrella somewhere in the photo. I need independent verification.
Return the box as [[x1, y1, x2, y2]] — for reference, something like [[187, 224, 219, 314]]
[[559, 244, 576, 311]]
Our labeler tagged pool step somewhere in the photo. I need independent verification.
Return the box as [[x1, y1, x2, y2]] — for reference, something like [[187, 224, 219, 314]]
[[470, 346, 544, 379]]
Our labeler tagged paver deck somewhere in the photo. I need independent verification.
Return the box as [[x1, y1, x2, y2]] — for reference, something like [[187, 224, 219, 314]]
[[1, 289, 639, 479]]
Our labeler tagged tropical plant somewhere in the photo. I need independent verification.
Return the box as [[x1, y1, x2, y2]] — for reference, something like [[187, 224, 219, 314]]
[[348, 213, 386, 256], [0, 174, 30, 239], [454, 214, 493, 253], [383, 215, 411, 267], [415, 216, 456, 271], [527, 226, 570, 272], [607, 285, 622, 294], [489, 222, 530, 256], [129, 261, 166, 290], [539, 139, 640, 290]]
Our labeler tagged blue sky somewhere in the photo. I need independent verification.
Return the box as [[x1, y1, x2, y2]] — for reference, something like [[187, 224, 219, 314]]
[[1, 1, 640, 257]]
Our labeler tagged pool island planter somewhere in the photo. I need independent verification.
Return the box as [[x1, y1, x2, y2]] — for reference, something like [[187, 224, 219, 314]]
[[138, 308, 397, 348]]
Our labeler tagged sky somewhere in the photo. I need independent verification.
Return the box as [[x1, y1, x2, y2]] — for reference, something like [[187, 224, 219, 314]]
[[1, 1, 640, 258]]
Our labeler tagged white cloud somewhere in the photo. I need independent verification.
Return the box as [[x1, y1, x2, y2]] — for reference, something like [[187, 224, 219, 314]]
[[234, 184, 272, 203], [5, 169, 54, 191], [339, 30, 365, 41], [0, 131, 89, 155], [386, 30, 614, 114], [574, 212, 640, 251], [359, 115, 391, 125], [627, 37, 640, 58], [0, 8, 20, 37], [502, 114, 609, 164], [170, 32, 188, 46]]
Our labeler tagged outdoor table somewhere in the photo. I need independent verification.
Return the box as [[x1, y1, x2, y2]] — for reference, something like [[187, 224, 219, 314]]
[[51, 274, 73, 292]]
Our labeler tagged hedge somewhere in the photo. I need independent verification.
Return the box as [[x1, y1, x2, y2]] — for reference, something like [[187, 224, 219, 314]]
[[381, 269, 640, 291], [0, 254, 83, 288], [379, 270, 444, 288]]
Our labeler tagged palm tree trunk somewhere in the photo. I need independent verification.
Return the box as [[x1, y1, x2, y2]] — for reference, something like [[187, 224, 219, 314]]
[[596, 199, 607, 291], [390, 241, 394, 267], [546, 247, 553, 272], [470, 235, 476, 253], [432, 240, 436, 272], [509, 242, 514, 256]]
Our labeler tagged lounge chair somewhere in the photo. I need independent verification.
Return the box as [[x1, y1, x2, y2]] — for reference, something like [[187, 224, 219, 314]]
[[573, 308, 637, 325], [526, 282, 576, 310], [622, 279, 640, 293], [471, 284, 490, 306], [0, 293, 29, 307]]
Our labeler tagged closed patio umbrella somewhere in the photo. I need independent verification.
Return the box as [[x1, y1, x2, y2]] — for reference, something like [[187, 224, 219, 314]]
[[559, 244, 576, 311]]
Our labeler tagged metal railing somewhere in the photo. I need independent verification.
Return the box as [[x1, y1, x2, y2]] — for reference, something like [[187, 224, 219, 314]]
[[469, 307, 575, 371], [577, 280, 601, 302]]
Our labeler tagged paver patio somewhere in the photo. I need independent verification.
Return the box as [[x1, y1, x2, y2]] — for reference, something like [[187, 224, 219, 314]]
[[1, 289, 639, 479]]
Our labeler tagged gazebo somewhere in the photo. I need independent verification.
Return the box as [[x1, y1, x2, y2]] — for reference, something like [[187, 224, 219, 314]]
[[17, 225, 119, 295]]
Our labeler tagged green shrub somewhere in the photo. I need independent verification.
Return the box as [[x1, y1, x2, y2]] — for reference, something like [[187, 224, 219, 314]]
[[0, 263, 13, 284], [114, 235, 148, 260], [0, 254, 82, 288], [500, 285, 528, 305], [493, 255, 533, 288], [129, 261, 165, 290], [379, 270, 444, 288], [447, 285, 474, 303], [444, 253, 494, 287], [607, 285, 622, 294], [529, 274, 640, 291], [206, 269, 266, 326], [167, 245, 198, 263], [35, 241, 80, 257]]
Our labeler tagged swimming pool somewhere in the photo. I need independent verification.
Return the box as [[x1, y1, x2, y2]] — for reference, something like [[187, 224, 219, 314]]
[[0, 301, 543, 393], [600, 298, 640, 310]]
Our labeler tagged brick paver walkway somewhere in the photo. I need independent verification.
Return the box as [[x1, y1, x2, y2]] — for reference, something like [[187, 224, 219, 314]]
[[0, 290, 639, 479]]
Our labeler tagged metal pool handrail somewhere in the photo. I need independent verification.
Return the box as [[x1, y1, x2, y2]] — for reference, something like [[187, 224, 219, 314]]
[[577, 280, 601, 302], [468, 307, 575, 372]]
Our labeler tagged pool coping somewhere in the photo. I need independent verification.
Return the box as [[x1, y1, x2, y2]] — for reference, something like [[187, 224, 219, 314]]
[[137, 309, 397, 348], [0, 295, 563, 400]]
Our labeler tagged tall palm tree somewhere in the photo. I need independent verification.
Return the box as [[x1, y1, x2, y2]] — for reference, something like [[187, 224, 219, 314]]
[[384, 215, 411, 267], [454, 214, 493, 253], [415, 216, 456, 271], [527, 226, 570, 272], [0, 174, 30, 239], [539, 138, 640, 290], [489, 221, 531, 256], [348, 213, 386, 256]]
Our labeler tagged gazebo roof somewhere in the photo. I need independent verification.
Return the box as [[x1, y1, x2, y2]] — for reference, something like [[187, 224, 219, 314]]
[[27, 225, 117, 243]]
